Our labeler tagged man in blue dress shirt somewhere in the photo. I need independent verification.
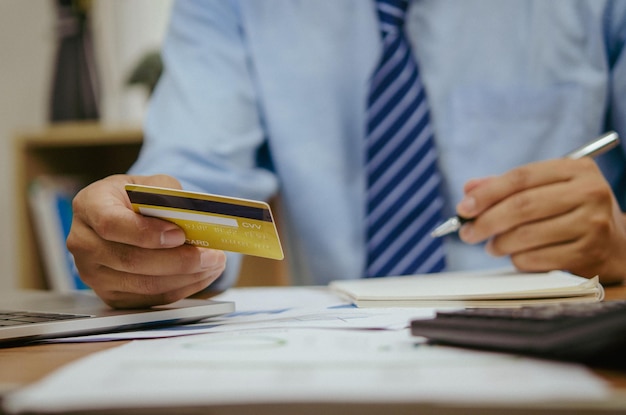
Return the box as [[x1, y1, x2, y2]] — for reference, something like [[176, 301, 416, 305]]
[[68, 1, 626, 308]]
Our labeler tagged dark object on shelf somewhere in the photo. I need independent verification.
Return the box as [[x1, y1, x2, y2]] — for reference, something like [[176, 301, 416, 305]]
[[49, 0, 100, 121], [127, 51, 163, 95]]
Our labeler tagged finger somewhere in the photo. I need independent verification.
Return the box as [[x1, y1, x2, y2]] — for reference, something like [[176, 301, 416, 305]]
[[464, 180, 579, 243], [91, 273, 219, 309], [507, 241, 581, 274], [459, 183, 567, 245], [487, 202, 617, 279], [462, 176, 494, 194], [486, 206, 581, 257], [457, 159, 580, 219], [486, 173, 617, 256], [135, 174, 183, 190], [76, 246, 225, 309], [101, 245, 227, 277], [70, 222, 226, 277], [507, 238, 607, 280], [72, 174, 186, 249], [458, 159, 604, 243], [86, 265, 219, 298]]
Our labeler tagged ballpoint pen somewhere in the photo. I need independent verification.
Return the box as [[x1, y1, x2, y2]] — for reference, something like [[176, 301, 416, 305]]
[[430, 131, 621, 238]]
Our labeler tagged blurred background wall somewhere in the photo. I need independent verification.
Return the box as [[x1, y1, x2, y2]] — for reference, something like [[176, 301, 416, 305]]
[[0, 0, 172, 291]]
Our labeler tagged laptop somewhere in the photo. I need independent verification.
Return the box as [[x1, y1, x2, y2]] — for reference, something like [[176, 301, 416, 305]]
[[0, 290, 234, 346]]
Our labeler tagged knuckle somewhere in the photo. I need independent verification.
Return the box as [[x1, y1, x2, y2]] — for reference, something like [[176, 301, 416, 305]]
[[120, 274, 162, 296], [70, 193, 83, 215], [90, 212, 119, 240], [509, 192, 533, 215], [509, 253, 527, 270], [584, 207, 613, 241], [513, 225, 534, 247], [100, 291, 148, 310], [66, 225, 92, 256], [152, 174, 182, 189], [576, 157, 598, 172], [507, 166, 533, 190], [157, 291, 186, 306], [136, 277, 164, 295], [486, 237, 503, 256], [579, 228, 610, 263], [113, 245, 142, 274], [176, 247, 205, 273], [72, 263, 102, 290], [103, 298, 129, 309], [511, 252, 544, 272], [590, 214, 611, 235], [587, 185, 613, 206], [65, 231, 81, 253]]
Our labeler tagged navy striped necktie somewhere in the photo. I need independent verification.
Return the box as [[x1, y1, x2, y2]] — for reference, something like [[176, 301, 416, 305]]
[[365, 0, 446, 277]]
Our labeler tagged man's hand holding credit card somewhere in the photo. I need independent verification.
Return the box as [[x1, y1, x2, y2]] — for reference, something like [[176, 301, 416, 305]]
[[125, 184, 284, 260]]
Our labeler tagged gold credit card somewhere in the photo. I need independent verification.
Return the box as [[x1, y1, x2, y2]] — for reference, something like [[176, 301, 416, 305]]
[[125, 184, 284, 260]]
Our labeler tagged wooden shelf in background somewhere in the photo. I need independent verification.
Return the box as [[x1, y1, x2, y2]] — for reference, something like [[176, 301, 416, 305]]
[[15, 122, 288, 290]]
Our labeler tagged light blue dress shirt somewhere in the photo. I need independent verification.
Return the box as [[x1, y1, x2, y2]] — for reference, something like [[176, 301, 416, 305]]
[[130, 0, 626, 288]]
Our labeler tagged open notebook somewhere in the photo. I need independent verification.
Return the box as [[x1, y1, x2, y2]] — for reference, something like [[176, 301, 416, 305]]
[[0, 290, 234, 346], [329, 268, 604, 308]]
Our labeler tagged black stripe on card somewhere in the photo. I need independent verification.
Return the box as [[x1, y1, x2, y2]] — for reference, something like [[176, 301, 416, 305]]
[[126, 190, 272, 222]]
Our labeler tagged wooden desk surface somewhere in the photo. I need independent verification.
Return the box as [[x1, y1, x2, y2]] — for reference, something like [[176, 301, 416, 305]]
[[2, 284, 626, 411]]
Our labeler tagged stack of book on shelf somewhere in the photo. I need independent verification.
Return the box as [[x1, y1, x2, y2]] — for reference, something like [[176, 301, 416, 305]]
[[28, 176, 88, 292]]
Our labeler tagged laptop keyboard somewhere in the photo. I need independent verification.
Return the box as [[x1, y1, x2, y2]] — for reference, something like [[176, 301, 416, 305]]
[[0, 310, 92, 326]]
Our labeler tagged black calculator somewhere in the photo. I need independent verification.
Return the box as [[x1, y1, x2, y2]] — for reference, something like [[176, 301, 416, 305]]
[[410, 300, 626, 369]]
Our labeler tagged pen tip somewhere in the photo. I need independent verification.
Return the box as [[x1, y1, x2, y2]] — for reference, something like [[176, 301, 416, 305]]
[[430, 226, 447, 238], [430, 217, 462, 238]]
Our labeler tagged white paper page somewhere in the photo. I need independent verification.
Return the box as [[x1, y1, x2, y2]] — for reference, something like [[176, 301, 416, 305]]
[[4, 328, 609, 413], [211, 286, 346, 310], [330, 268, 602, 300], [43, 287, 438, 342]]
